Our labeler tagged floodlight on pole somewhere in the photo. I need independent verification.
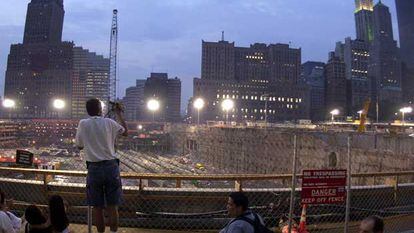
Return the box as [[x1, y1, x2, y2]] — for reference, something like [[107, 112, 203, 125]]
[[330, 109, 339, 123], [400, 107, 413, 126], [53, 99, 65, 110], [193, 98, 205, 125], [147, 99, 160, 122], [221, 99, 235, 125], [2, 99, 16, 109]]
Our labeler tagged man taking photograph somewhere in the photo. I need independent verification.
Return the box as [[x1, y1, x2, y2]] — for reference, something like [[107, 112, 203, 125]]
[[76, 98, 128, 233]]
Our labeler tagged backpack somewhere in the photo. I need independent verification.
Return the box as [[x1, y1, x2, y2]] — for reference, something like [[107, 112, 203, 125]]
[[235, 212, 274, 233]]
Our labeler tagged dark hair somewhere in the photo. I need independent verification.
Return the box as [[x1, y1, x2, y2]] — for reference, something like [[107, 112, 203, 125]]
[[229, 192, 249, 211], [86, 98, 102, 116], [25, 205, 47, 225], [365, 216, 384, 232], [0, 189, 4, 205], [49, 195, 69, 232]]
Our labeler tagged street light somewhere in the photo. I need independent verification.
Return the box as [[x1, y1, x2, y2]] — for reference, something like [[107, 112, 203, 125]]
[[147, 99, 160, 122], [221, 99, 234, 125], [137, 124, 143, 130], [400, 107, 413, 126], [193, 98, 205, 125], [2, 99, 15, 109], [330, 109, 339, 123]]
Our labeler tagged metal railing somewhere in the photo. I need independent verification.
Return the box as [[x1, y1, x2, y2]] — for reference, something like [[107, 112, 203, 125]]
[[1, 166, 414, 232]]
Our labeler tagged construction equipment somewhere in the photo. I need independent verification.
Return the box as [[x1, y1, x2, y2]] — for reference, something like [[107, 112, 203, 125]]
[[109, 9, 118, 102], [358, 99, 371, 133]]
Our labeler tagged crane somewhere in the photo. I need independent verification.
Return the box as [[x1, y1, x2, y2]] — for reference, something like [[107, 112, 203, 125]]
[[109, 9, 118, 102]]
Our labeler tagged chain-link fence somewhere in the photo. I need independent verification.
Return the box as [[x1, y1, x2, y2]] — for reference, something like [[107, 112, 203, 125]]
[[1, 128, 414, 232]]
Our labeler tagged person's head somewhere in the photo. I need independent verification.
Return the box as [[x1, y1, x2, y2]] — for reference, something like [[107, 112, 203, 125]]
[[359, 216, 384, 233], [86, 98, 102, 116], [227, 192, 249, 217], [49, 195, 69, 232], [25, 205, 47, 225]]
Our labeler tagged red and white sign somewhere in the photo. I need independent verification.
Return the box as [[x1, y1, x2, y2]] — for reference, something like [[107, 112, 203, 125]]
[[301, 169, 347, 205]]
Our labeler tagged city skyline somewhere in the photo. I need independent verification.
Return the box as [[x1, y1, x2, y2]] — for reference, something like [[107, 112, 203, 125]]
[[0, 0, 400, 109]]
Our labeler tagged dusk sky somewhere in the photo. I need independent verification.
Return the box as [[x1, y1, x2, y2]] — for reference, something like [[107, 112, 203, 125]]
[[0, 0, 399, 109]]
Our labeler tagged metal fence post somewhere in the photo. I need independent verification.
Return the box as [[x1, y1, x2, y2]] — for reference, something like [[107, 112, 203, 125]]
[[288, 134, 298, 233], [344, 135, 352, 233], [87, 206, 92, 233]]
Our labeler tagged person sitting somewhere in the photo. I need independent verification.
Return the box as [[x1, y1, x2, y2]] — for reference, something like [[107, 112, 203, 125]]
[[24, 205, 52, 233], [49, 195, 70, 233], [0, 189, 21, 233]]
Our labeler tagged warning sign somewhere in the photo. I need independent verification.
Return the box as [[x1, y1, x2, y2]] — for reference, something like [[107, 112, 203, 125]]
[[301, 169, 347, 205], [16, 150, 34, 166]]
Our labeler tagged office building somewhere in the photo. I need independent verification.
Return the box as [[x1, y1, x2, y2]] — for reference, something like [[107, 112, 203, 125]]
[[144, 73, 181, 122], [369, 1, 402, 119], [72, 47, 110, 119], [325, 52, 347, 118], [395, 0, 414, 102], [122, 80, 145, 121], [336, 38, 371, 116], [194, 40, 309, 122], [23, 0, 64, 44], [3, 0, 109, 119], [355, 0, 374, 42], [302, 61, 325, 121], [395, 0, 414, 69]]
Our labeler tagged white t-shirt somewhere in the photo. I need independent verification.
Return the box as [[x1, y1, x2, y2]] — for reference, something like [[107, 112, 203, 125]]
[[75, 117, 125, 162], [0, 211, 21, 233]]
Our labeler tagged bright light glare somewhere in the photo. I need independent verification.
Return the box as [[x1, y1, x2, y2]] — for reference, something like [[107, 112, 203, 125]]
[[400, 107, 413, 114], [193, 98, 205, 110], [53, 99, 65, 110], [221, 99, 235, 112], [2, 99, 15, 108], [137, 125, 143, 130], [330, 109, 340, 115], [100, 100, 106, 110], [147, 99, 160, 112]]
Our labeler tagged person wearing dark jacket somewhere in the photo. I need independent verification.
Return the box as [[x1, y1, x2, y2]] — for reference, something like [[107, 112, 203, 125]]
[[220, 192, 265, 233]]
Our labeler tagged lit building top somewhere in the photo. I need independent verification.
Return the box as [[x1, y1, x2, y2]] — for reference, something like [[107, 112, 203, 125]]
[[355, 0, 374, 12]]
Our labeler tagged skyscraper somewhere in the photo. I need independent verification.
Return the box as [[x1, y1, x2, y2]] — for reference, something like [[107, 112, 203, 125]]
[[23, 0, 65, 44], [395, 0, 414, 102], [369, 1, 402, 120], [396, 0, 414, 69], [72, 47, 110, 119], [355, 0, 374, 42], [4, 0, 108, 119], [336, 37, 370, 116]]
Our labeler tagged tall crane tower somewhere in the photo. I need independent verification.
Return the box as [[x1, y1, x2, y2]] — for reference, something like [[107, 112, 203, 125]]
[[109, 9, 118, 102]]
